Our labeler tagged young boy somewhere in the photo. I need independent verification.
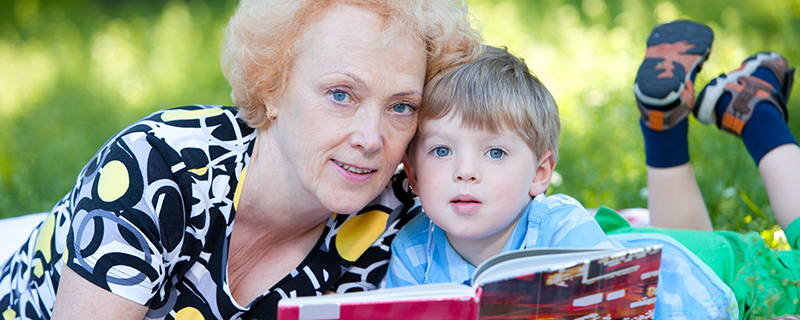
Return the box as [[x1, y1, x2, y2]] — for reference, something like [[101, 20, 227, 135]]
[[384, 46, 615, 288]]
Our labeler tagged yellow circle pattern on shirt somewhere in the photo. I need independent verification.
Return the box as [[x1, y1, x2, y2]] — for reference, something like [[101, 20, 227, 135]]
[[335, 210, 389, 262], [97, 160, 129, 202], [161, 108, 224, 122], [174, 307, 204, 320], [32, 214, 56, 278], [2, 308, 16, 320]]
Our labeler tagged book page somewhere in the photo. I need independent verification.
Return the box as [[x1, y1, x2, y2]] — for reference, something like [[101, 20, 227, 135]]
[[472, 248, 611, 286], [475, 245, 662, 320]]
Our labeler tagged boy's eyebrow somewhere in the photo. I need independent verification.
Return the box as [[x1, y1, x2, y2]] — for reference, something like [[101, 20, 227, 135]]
[[417, 127, 444, 139]]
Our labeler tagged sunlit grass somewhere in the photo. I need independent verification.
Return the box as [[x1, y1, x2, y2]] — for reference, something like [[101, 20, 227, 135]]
[[0, 0, 234, 218], [1, 0, 798, 249]]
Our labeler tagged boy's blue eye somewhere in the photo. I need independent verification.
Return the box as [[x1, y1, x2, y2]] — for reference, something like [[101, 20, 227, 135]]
[[487, 148, 505, 159], [331, 91, 350, 102], [391, 103, 414, 114], [433, 146, 451, 157]]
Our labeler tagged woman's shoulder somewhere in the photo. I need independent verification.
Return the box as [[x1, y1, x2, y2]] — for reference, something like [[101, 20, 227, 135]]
[[143, 105, 254, 144], [112, 105, 256, 172]]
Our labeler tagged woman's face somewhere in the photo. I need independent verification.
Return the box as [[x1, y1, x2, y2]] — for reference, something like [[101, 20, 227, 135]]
[[268, 3, 426, 215]]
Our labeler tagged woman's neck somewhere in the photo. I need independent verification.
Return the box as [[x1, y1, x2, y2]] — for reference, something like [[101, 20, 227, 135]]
[[226, 131, 334, 304], [235, 130, 332, 236]]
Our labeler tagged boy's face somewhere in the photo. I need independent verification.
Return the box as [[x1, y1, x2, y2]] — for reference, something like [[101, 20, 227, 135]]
[[405, 113, 554, 245]]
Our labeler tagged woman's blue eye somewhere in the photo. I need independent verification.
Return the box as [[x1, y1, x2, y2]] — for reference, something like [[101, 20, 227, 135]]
[[433, 146, 451, 157], [391, 103, 414, 114], [487, 148, 505, 159], [331, 91, 349, 102]]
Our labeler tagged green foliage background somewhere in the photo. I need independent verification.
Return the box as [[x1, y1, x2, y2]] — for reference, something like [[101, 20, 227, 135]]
[[1, 0, 798, 247]]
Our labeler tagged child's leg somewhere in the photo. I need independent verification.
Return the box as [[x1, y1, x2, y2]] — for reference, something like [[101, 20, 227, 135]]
[[635, 21, 714, 230], [758, 145, 800, 244], [646, 165, 713, 230], [695, 51, 798, 238]]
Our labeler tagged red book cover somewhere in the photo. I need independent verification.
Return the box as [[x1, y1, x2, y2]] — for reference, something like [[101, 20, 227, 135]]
[[277, 284, 479, 320], [277, 245, 662, 320]]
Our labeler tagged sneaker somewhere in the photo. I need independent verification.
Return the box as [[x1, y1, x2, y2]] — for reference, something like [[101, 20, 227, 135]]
[[694, 51, 795, 136], [634, 20, 714, 131]]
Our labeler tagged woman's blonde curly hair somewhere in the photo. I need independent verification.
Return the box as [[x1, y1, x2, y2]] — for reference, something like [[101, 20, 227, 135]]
[[220, 0, 483, 129]]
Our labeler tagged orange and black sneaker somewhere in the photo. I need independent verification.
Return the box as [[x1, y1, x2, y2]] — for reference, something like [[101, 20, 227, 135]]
[[694, 51, 794, 136], [634, 20, 714, 131]]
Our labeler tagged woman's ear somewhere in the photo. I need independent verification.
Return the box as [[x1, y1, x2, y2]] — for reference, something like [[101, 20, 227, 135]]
[[264, 99, 279, 122], [261, 91, 281, 122], [402, 154, 417, 189], [529, 150, 555, 197]]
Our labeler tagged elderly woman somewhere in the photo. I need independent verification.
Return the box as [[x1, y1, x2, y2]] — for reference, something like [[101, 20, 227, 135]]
[[0, 0, 482, 319]]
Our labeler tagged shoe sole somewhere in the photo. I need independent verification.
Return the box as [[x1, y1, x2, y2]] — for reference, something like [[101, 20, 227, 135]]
[[634, 21, 714, 106], [695, 51, 784, 125]]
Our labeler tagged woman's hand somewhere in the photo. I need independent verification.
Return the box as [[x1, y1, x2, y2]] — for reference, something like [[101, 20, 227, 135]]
[[52, 266, 148, 320]]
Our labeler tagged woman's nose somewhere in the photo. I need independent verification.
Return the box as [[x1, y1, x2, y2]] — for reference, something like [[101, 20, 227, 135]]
[[350, 108, 382, 154]]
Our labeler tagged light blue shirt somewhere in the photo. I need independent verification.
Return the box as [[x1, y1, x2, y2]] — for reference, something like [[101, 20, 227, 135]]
[[385, 193, 616, 287]]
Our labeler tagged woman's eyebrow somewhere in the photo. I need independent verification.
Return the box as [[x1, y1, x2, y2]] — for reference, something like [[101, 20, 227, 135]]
[[319, 71, 369, 89], [324, 71, 421, 101], [388, 90, 422, 102]]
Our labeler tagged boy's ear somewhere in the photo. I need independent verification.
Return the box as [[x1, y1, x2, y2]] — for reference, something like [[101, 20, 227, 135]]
[[402, 154, 418, 189], [529, 150, 556, 197]]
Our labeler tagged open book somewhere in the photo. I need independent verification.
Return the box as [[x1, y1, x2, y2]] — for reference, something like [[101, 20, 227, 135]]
[[278, 245, 662, 320]]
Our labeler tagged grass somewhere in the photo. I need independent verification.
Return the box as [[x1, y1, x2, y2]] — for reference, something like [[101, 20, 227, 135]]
[[1, 0, 799, 249]]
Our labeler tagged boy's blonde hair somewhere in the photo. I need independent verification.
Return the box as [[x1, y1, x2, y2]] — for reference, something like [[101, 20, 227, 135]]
[[413, 45, 560, 162]]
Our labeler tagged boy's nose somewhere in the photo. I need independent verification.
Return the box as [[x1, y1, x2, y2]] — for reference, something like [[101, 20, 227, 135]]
[[454, 161, 479, 183], [456, 174, 477, 182]]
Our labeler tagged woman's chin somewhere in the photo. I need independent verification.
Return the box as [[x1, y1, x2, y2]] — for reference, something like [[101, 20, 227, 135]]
[[325, 203, 368, 216], [321, 187, 384, 215]]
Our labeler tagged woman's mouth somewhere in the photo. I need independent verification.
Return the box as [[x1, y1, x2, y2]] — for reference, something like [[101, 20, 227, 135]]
[[333, 160, 376, 174]]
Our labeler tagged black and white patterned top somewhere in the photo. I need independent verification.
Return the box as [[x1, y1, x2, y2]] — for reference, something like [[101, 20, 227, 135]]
[[0, 105, 419, 320]]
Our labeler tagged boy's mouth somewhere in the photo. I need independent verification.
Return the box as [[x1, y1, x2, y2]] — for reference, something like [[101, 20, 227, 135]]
[[451, 195, 480, 204], [451, 199, 481, 204], [450, 195, 482, 214]]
